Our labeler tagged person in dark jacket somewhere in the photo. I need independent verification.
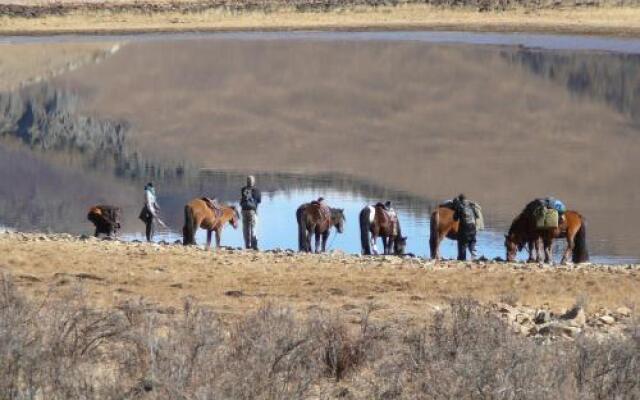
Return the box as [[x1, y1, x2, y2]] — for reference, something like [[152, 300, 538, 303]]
[[453, 193, 478, 261], [240, 175, 262, 250]]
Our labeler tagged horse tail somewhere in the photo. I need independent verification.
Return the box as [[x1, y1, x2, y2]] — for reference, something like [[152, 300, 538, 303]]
[[429, 208, 440, 259], [359, 207, 371, 255], [297, 206, 307, 252], [183, 205, 195, 246], [573, 216, 589, 263]]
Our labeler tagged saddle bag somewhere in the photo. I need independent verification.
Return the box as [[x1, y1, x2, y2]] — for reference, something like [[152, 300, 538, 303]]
[[535, 208, 559, 229], [471, 202, 484, 231]]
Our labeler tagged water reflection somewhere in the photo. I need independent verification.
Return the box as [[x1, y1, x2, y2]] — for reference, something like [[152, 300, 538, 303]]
[[503, 49, 640, 125]]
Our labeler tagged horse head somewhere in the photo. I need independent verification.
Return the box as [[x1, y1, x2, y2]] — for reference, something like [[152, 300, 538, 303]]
[[331, 208, 346, 234], [228, 205, 240, 229], [394, 235, 408, 255], [504, 232, 522, 262]]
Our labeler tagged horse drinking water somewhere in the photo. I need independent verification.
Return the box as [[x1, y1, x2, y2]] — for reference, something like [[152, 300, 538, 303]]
[[505, 200, 589, 264], [87, 205, 121, 238], [296, 199, 345, 253], [359, 203, 406, 255]]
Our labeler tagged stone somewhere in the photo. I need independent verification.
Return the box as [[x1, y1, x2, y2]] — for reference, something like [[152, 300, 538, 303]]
[[538, 322, 582, 339], [560, 306, 586, 327], [497, 303, 516, 314], [615, 307, 632, 318], [534, 309, 551, 325], [599, 315, 615, 325], [515, 313, 531, 325]]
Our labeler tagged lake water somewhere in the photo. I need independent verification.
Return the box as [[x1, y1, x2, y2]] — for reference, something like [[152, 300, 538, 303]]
[[122, 187, 509, 261], [1, 31, 639, 263]]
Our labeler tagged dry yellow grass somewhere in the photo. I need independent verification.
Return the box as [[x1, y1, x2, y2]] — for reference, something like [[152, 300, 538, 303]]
[[1, 5, 640, 36], [1, 233, 638, 326], [0, 42, 119, 91]]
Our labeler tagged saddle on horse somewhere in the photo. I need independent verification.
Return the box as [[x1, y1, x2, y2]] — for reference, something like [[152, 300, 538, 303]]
[[202, 197, 223, 219], [311, 198, 332, 222], [374, 202, 399, 236]]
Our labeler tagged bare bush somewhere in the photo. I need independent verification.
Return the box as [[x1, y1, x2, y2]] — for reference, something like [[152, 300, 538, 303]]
[[1, 276, 640, 399]]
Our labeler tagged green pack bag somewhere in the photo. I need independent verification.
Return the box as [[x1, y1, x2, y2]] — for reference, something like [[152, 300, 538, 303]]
[[535, 208, 558, 229]]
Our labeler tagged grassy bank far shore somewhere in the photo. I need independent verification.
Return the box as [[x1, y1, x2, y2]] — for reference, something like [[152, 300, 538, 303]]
[[1, 4, 640, 37]]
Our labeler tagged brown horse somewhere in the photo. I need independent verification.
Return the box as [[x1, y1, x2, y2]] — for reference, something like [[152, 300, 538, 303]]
[[182, 198, 240, 250], [429, 205, 460, 260], [359, 204, 406, 255], [505, 204, 589, 264], [296, 201, 345, 253], [87, 205, 121, 238]]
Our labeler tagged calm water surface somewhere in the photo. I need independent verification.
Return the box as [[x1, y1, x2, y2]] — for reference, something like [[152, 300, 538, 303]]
[[121, 188, 510, 261]]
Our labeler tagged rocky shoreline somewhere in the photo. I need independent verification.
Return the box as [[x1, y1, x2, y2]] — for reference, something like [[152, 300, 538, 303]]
[[5, 230, 640, 270], [1, 230, 638, 342]]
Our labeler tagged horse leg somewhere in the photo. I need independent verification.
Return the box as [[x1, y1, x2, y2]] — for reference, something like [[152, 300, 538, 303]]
[[434, 233, 444, 260], [215, 229, 221, 249], [384, 236, 391, 255], [543, 236, 553, 264], [526, 241, 535, 263], [305, 228, 312, 253], [315, 231, 321, 254], [321, 231, 329, 253], [561, 230, 574, 265], [531, 238, 542, 263], [205, 229, 212, 251], [371, 234, 379, 255]]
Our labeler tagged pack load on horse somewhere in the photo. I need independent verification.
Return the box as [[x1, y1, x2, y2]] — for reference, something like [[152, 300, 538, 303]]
[[531, 197, 567, 229], [505, 199, 588, 264], [87, 205, 121, 238], [182, 197, 240, 250], [429, 196, 484, 259], [359, 201, 407, 255], [296, 197, 345, 253]]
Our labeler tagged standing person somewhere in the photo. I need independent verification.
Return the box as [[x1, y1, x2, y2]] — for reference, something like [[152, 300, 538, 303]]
[[240, 175, 262, 250], [453, 193, 478, 261], [139, 182, 166, 242]]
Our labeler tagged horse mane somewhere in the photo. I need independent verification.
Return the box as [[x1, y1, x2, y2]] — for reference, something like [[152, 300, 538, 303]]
[[218, 203, 240, 220], [330, 207, 345, 221], [507, 212, 528, 245]]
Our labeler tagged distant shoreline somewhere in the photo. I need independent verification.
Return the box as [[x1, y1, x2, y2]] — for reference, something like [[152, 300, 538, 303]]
[[2, 5, 640, 37]]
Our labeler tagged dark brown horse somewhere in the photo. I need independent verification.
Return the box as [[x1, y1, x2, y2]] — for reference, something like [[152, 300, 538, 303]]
[[87, 205, 121, 238], [296, 201, 345, 253], [429, 205, 460, 259], [183, 198, 239, 250], [505, 203, 588, 264], [359, 204, 406, 255]]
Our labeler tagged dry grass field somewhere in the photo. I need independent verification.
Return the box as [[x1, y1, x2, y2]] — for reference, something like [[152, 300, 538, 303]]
[[2, 233, 638, 320], [1, 4, 640, 36], [0, 42, 118, 92], [2, 232, 640, 398]]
